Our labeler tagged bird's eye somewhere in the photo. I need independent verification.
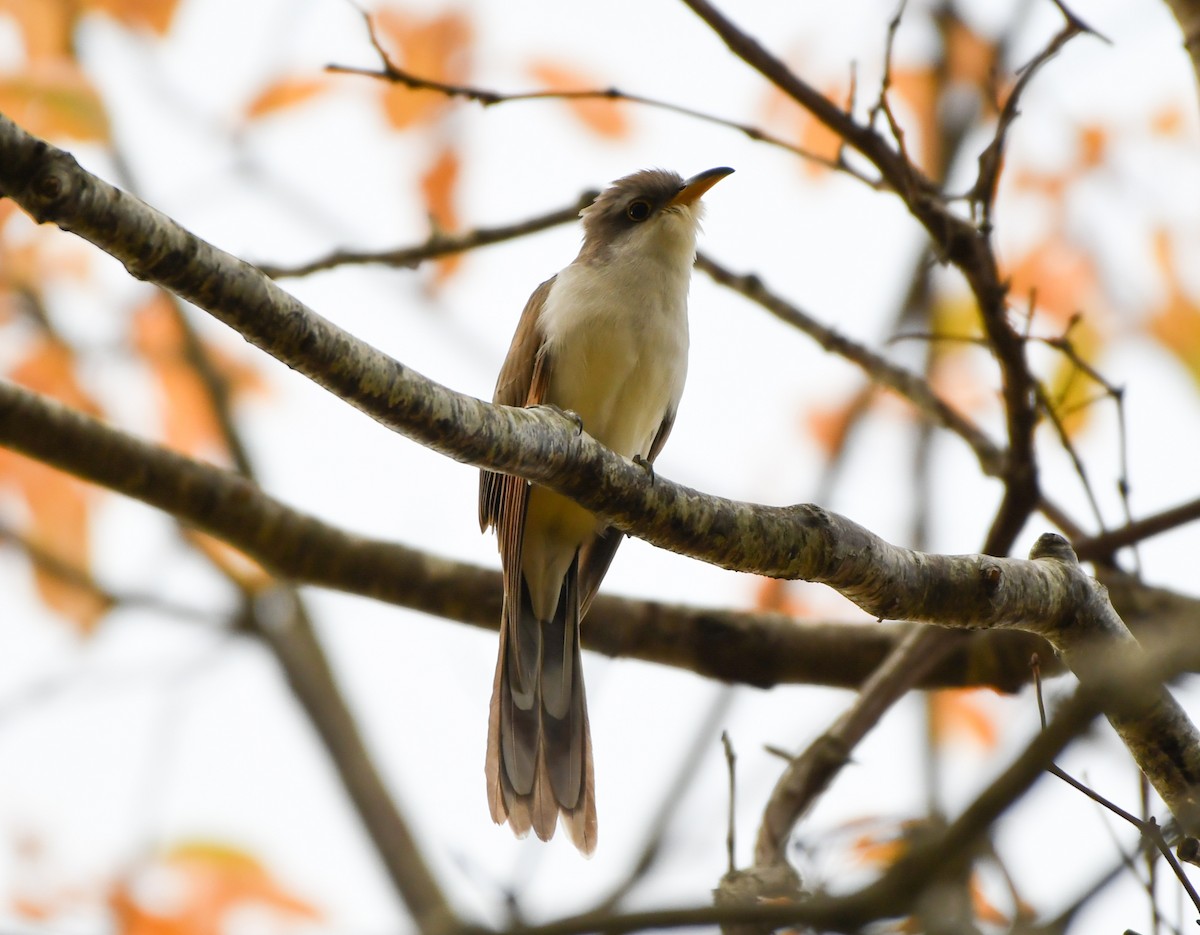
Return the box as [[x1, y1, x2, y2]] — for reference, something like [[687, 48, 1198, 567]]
[[626, 200, 651, 222]]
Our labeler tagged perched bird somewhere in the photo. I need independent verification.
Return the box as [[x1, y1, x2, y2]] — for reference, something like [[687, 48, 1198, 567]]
[[479, 166, 733, 853]]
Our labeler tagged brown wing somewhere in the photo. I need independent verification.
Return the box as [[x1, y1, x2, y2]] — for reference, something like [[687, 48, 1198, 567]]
[[479, 275, 556, 533], [578, 408, 677, 616]]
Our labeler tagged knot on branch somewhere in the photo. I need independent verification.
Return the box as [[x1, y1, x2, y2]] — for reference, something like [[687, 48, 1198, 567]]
[[713, 862, 804, 935], [1029, 532, 1078, 565], [20, 146, 80, 224]]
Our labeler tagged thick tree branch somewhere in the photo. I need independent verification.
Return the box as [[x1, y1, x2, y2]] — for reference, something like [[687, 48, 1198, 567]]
[[464, 633, 1200, 934], [2, 113, 1198, 849], [0, 376, 1062, 693], [0, 114, 1033, 585]]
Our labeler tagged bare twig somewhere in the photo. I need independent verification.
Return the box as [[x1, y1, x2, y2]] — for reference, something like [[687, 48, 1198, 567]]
[[695, 253, 1007, 479], [459, 638, 1200, 935], [969, 21, 1085, 225], [329, 7, 872, 180], [258, 192, 597, 279], [1075, 496, 1200, 563], [590, 689, 736, 913], [722, 730, 738, 875], [1032, 655, 1200, 917], [755, 624, 964, 865]]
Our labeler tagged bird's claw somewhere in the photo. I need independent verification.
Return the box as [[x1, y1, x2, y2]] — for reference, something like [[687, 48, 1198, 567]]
[[534, 404, 583, 436], [633, 454, 655, 484]]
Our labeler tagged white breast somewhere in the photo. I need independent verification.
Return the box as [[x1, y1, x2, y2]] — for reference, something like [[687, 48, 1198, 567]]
[[539, 233, 693, 460]]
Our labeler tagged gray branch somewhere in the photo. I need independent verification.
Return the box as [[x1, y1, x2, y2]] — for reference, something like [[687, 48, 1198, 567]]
[[1, 113, 1198, 841]]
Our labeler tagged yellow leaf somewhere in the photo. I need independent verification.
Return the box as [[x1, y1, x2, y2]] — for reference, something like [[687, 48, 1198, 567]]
[[1045, 314, 1102, 437], [0, 59, 110, 142], [527, 61, 631, 139]]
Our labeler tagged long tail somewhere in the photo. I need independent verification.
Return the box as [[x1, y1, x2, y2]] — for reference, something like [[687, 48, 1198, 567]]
[[485, 556, 597, 854]]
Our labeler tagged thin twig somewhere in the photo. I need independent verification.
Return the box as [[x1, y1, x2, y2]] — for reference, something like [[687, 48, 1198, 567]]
[[259, 192, 597, 279], [1032, 655, 1200, 917], [329, 7, 874, 180], [969, 20, 1085, 221], [722, 730, 738, 875], [590, 688, 736, 913], [695, 253, 1007, 479]]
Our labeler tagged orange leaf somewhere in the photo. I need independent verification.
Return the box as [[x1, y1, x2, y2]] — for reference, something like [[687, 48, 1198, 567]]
[[131, 292, 267, 458], [11, 896, 54, 920], [750, 577, 813, 617], [0, 0, 74, 59], [848, 831, 908, 868], [803, 386, 873, 457], [24, 478, 112, 631], [527, 61, 631, 139], [374, 8, 472, 130], [928, 349, 992, 419], [110, 841, 321, 935], [1076, 123, 1107, 170], [970, 872, 1010, 925], [81, 0, 180, 35], [0, 59, 110, 142], [946, 19, 997, 93], [7, 337, 101, 414], [186, 531, 272, 593], [761, 83, 844, 177], [890, 67, 938, 171], [420, 146, 462, 285], [245, 75, 331, 119], [1004, 236, 1099, 325], [0, 339, 108, 633], [1151, 105, 1187, 137], [929, 689, 998, 749]]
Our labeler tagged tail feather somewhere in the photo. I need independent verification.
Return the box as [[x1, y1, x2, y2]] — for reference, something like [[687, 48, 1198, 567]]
[[486, 555, 597, 854], [564, 721, 597, 854]]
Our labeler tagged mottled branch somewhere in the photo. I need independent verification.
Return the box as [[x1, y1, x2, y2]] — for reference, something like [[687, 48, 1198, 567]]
[[2, 112, 1199, 851]]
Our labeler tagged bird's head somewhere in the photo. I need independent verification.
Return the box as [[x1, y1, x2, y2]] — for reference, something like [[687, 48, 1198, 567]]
[[577, 166, 733, 268]]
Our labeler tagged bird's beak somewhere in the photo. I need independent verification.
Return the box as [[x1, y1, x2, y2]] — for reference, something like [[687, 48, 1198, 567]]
[[669, 166, 735, 207]]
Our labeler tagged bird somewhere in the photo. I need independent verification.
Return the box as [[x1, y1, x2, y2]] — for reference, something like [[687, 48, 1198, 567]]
[[478, 166, 733, 853]]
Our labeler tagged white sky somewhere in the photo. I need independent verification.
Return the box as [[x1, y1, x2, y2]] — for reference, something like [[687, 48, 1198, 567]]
[[2, 0, 1200, 932]]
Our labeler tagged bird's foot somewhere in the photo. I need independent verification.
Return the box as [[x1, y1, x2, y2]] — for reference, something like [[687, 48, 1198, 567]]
[[533, 404, 584, 436], [632, 454, 655, 484]]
